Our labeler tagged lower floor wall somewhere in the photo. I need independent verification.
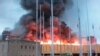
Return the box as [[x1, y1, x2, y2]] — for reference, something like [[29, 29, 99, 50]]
[[42, 54, 79, 56], [42, 53, 100, 56]]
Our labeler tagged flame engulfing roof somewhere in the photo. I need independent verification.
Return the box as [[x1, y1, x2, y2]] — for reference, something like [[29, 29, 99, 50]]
[[4, 0, 96, 45]]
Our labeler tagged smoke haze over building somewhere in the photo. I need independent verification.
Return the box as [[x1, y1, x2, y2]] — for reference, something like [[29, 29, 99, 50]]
[[0, 0, 100, 43]]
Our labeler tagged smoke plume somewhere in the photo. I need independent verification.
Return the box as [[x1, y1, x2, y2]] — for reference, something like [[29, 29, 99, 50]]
[[20, 0, 73, 27], [2, 0, 97, 45], [18, 0, 74, 43]]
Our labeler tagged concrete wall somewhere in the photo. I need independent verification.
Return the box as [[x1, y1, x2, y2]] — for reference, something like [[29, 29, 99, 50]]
[[0, 40, 100, 56], [0, 41, 8, 56], [42, 44, 100, 54], [0, 40, 41, 56], [8, 40, 41, 56]]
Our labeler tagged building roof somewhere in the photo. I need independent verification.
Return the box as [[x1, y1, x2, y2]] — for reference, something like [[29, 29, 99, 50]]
[[0, 40, 39, 44]]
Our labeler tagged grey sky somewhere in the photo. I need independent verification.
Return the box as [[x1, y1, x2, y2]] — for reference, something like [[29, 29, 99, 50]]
[[0, 0, 27, 34], [62, 0, 100, 43]]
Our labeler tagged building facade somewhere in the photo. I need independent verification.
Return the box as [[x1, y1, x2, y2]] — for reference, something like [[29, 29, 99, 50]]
[[0, 40, 41, 56], [1, 40, 100, 56], [42, 45, 100, 56]]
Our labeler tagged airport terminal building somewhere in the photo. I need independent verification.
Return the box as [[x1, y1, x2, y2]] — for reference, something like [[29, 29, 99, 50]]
[[0, 40, 100, 56]]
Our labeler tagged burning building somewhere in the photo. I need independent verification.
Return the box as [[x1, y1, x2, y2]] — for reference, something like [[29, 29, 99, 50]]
[[18, 0, 81, 45], [1, 0, 98, 56], [16, 0, 96, 45], [0, 40, 100, 56]]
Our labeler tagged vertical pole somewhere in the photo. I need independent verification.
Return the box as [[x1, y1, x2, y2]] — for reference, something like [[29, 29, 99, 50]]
[[39, 5, 42, 56], [36, 0, 39, 39], [78, 14, 83, 56], [39, 5, 42, 41], [86, 0, 92, 56], [43, 12, 45, 41], [68, 20, 72, 56], [42, 12, 45, 56], [92, 24, 97, 56], [59, 20, 62, 56], [50, 0, 54, 56], [36, 0, 39, 56], [77, 0, 83, 56]]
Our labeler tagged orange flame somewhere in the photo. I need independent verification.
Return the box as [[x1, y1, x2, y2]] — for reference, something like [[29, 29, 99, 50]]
[[24, 17, 96, 45]]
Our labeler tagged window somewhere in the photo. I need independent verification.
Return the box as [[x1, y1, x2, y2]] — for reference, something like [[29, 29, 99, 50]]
[[29, 46, 31, 49], [33, 46, 34, 50], [25, 46, 27, 49], [21, 45, 23, 49]]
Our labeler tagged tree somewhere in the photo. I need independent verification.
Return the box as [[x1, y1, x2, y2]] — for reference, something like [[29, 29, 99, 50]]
[[62, 53, 72, 56]]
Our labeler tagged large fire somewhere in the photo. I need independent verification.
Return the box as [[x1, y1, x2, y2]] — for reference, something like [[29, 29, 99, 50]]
[[3, 0, 96, 46], [24, 17, 96, 45], [19, 0, 81, 45]]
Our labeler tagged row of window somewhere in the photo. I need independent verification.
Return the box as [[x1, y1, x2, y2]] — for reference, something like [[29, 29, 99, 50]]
[[20, 55, 34, 56], [21, 45, 34, 50]]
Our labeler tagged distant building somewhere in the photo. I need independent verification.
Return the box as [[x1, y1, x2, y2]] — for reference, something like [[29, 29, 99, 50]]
[[2, 28, 11, 40], [0, 40, 41, 56]]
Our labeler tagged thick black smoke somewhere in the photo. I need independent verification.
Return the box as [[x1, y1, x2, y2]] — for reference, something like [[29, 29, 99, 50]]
[[20, 0, 73, 27]]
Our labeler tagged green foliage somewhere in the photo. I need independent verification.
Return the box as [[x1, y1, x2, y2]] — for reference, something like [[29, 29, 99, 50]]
[[62, 53, 72, 56]]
